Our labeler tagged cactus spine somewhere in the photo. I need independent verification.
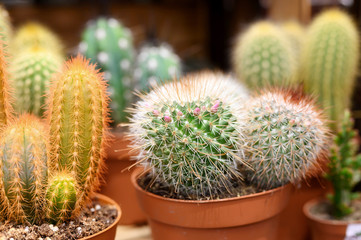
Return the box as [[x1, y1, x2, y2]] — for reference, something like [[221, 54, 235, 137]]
[[232, 21, 297, 89], [0, 115, 48, 224], [0, 44, 13, 129], [80, 17, 135, 123], [47, 56, 109, 211], [301, 9, 359, 130]]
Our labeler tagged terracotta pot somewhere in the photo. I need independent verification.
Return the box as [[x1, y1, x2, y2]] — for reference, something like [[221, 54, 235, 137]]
[[81, 193, 121, 240], [131, 169, 293, 240], [101, 131, 147, 225], [304, 198, 361, 240]]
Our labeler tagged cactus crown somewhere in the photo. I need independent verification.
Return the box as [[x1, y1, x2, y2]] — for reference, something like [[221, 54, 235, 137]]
[[129, 72, 249, 199]]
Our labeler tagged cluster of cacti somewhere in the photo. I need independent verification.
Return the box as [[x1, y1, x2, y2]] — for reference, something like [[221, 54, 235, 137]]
[[0, 5, 12, 47], [134, 44, 181, 92], [301, 9, 359, 131], [232, 21, 297, 89], [325, 110, 361, 218], [79, 17, 135, 123]]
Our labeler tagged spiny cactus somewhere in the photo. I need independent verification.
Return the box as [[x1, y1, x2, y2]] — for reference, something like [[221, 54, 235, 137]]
[[47, 56, 109, 212], [0, 115, 48, 224], [232, 21, 297, 89], [79, 17, 135, 124], [128, 72, 249, 199], [0, 5, 12, 47], [281, 21, 305, 60], [301, 9, 359, 130], [10, 47, 63, 117], [46, 173, 77, 224], [243, 90, 330, 189], [134, 44, 181, 92], [0, 44, 13, 129]]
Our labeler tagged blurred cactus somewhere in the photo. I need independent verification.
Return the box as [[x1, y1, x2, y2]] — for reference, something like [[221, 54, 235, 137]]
[[232, 21, 297, 89], [79, 17, 135, 124], [128, 72, 248, 199], [243, 90, 330, 189], [301, 9, 359, 130], [281, 21, 305, 60], [0, 115, 48, 224], [0, 5, 12, 47], [0, 44, 13, 129], [10, 47, 63, 117], [134, 44, 181, 92]]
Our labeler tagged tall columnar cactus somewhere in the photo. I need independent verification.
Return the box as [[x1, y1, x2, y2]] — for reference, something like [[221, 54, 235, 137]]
[[46, 173, 77, 224], [0, 5, 12, 47], [10, 47, 63, 117], [243, 91, 330, 189], [79, 17, 135, 123], [0, 44, 13, 129], [134, 44, 181, 92], [128, 72, 249, 199], [281, 21, 305, 60], [0, 115, 48, 224], [47, 56, 109, 211], [301, 9, 359, 130], [232, 21, 297, 89]]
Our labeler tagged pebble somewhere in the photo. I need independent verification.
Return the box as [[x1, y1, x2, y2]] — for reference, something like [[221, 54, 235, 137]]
[[90, 208, 95, 212], [95, 204, 101, 210], [24, 226, 29, 233], [77, 227, 82, 232]]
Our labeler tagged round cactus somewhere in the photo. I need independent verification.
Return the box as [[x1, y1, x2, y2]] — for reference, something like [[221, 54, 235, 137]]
[[0, 5, 12, 47], [134, 44, 181, 92], [232, 21, 297, 89], [128, 72, 248, 199], [0, 115, 48, 224], [243, 90, 330, 189], [79, 17, 135, 124], [10, 47, 63, 117]]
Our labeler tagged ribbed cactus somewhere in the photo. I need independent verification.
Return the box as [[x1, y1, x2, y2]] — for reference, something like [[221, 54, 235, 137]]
[[10, 47, 63, 117], [0, 5, 12, 47], [46, 173, 77, 224], [301, 9, 359, 130], [243, 91, 330, 189], [232, 21, 297, 89], [0, 115, 48, 224], [134, 44, 181, 92], [128, 72, 248, 199], [79, 17, 135, 124], [281, 21, 305, 60], [47, 56, 109, 211]]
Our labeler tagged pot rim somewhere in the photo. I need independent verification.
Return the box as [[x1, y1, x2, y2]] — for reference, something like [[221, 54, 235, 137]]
[[81, 193, 121, 240], [131, 168, 293, 204]]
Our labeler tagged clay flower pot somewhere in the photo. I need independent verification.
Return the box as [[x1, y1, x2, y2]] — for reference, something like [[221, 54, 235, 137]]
[[131, 169, 293, 240], [101, 131, 147, 225]]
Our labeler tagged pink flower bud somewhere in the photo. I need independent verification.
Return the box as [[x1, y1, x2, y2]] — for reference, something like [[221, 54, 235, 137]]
[[193, 107, 201, 116], [177, 111, 183, 116], [211, 100, 220, 113], [153, 110, 160, 116], [164, 115, 172, 123]]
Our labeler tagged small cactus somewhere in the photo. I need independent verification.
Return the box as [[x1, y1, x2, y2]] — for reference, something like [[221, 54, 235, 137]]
[[243, 90, 330, 189], [134, 44, 181, 92], [0, 115, 48, 224], [232, 21, 297, 89], [10, 47, 63, 117], [0, 5, 12, 47], [46, 173, 77, 224], [301, 9, 359, 130], [47, 56, 109, 211], [79, 17, 135, 124], [128, 72, 248, 199]]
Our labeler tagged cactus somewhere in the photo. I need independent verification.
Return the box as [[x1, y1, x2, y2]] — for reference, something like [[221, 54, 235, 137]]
[[10, 47, 63, 117], [243, 90, 330, 189], [301, 9, 359, 130], [46, 173, 77, 224], [128, 72, 249, 199], [47, 56, 109, 211], [281, 21, 305, 60], [0, 44, 13, 129], [0, 115, 48, 224], [134, 44, 181, 92], [79, 17, 135, 124], [0, 5, 12, 47], [232, 21, 297, 89]]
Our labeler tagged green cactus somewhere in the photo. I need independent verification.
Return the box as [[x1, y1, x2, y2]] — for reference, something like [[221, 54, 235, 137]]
[[281, 21, 305, 60], [232, 21, 297, 89], [243, 91, 330, 189], [46, 173, 77, 224], [10, 47, 63, 117], [128, 72, 249, 199], [79, 17, 135, 124], [301, 9, 359, 130], [0, 5, 12, 47], [134, 44, 181, 92], [47, 56, 109, 212], [0, 115, 48, 224]]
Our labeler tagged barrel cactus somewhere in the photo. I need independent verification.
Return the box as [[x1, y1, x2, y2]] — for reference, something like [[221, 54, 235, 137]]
[[128, 72, 249, 199], [301, 9, 359, 130], [243, 90, 330, 189], [0, 5, 12, 47], [232, 21, 297, 89], [134, 44, 181, 92], [79, 17, 135, 124]]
